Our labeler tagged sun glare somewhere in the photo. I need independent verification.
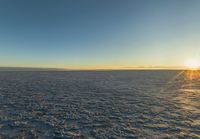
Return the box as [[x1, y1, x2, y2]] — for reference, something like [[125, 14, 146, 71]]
[[185, 59, 200, 70]]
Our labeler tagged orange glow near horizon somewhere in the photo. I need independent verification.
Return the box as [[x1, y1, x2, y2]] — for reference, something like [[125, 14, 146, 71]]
[[185, 70, 200, 80]]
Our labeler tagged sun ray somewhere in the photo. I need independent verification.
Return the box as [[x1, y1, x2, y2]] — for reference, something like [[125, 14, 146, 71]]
[[160, 70, 185, 93]]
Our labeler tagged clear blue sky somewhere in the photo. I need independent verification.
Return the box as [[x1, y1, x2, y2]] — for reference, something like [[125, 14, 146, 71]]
[[0, 0, 200, 69]]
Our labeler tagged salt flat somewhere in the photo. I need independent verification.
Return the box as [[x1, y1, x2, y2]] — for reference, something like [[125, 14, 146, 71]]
[[0, 71, 200, 138]]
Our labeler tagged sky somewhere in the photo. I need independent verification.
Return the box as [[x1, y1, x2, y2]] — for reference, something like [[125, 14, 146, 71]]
[[0, 0, 200, 69]]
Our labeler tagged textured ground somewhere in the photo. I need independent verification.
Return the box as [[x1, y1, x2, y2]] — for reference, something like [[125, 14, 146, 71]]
[[0, 71, 200, 138]]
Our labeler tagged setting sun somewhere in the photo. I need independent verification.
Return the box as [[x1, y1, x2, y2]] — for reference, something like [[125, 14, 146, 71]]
[[185, 59, 200, 70]]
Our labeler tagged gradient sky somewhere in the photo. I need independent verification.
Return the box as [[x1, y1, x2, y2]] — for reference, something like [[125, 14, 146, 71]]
[[1, 0, 200, 69]]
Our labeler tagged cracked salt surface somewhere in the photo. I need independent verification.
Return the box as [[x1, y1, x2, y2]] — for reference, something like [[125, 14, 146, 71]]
[[0, 71, 200, 138]]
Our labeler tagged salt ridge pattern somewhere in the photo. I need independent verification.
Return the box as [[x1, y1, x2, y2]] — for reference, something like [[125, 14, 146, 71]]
[[0, 71, 200, 138]]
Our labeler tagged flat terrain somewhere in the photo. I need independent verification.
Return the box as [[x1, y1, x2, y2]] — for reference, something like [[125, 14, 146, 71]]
[[0, 71, 200, 138]]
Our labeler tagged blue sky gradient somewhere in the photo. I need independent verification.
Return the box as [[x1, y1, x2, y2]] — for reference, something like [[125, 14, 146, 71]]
[[0, 0, 200, 69]]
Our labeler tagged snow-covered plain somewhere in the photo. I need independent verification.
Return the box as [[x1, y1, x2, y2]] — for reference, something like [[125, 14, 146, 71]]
[[0, 71, 200, 138]]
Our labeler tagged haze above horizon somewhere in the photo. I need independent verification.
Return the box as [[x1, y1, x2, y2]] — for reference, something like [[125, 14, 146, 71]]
[[1, 0, 200, 69]]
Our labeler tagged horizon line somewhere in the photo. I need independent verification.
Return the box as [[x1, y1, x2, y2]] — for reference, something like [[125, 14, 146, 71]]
[[0, 66, 195, 71]]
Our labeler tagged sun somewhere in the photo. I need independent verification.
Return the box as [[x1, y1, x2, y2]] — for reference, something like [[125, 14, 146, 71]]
[[185, 59, 200, 70]]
